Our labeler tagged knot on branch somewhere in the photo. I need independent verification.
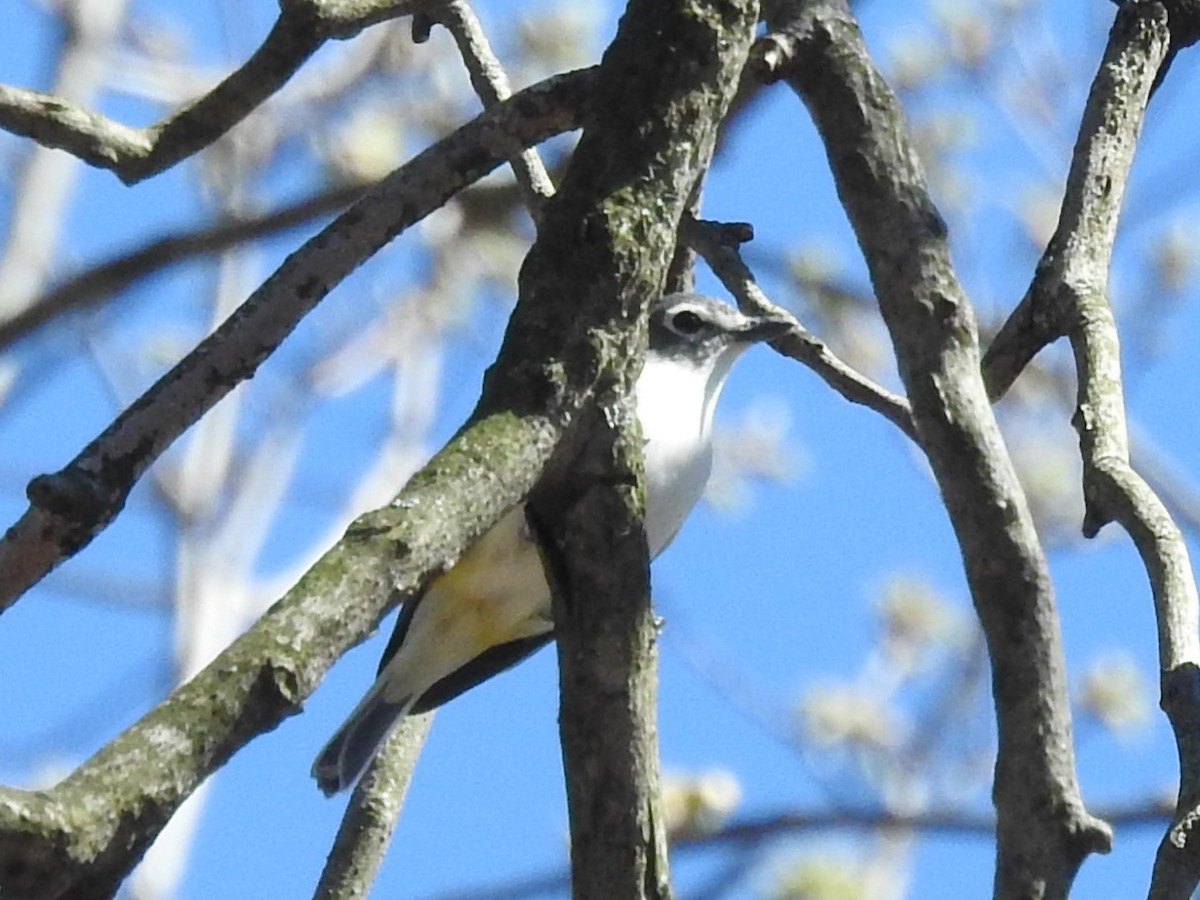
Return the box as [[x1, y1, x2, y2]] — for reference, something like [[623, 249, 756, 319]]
[[747, 33, 796, 83], [1161, 663, 1200, 730], [245, 653, 307, 712], [26, 469, 120, 544], [1078, 453, 1122, 538], [1068, 810, 1115, 857]]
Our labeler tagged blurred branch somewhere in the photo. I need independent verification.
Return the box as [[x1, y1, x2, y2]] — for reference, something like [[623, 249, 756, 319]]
[[756, 0, 1111, 895], [0, 68, 594, 615], [0, 182, 367, 351], [0, 0, 433, 185], [683, 216, 918, 442], [427, 799, 1178, 900], [0, 0, 128, 324], [0, 175, 537, 353], [314, 715, 434, 900]]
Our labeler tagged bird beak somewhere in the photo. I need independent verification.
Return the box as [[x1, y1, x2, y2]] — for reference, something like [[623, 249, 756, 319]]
[[738, 312, 793, 344]]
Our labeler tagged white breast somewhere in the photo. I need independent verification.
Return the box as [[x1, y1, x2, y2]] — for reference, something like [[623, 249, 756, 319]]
[[635, 347, 742, 556]]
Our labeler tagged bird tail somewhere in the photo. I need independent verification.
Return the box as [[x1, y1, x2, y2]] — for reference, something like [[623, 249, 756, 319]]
[[311, 677, 416, 796]]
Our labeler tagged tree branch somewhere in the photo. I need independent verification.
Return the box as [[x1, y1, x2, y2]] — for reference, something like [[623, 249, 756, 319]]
[[0, 69, 594, 615], [985, 3, 1200, 896], [0, 396, 566, 898], [682, 215, 917, 441], [0, 0, 430, 184], [757, 0, 1111, 895], [515, 1, 758, 898], [430, 0, 556, 215], [981, 4, 1200, 404], [0, 53, 609, 889], [313, 715, 434, 900]]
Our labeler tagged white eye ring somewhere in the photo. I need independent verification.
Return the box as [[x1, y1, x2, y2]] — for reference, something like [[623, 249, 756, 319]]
[[669, 309, 705, 336]]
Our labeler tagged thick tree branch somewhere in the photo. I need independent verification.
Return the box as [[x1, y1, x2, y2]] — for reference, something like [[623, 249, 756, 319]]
[[0, 396, 566, 898], [682, 215, 917, 441], [0, 69, 594, 615], [514, 2, 758, 898], [757, 0, 1111, 895], [0, 59, 609, 894], [0, 0, 432, 184]]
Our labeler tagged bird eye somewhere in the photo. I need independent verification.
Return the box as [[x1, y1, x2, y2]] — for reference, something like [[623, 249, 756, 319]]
[[669, 309, 705, 336]]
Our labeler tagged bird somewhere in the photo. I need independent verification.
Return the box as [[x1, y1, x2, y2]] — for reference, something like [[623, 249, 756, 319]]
[[312, 293, 791, 795]]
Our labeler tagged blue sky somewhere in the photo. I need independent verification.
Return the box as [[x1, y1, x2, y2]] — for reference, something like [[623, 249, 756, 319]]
[[2, 1, 1199, 897]]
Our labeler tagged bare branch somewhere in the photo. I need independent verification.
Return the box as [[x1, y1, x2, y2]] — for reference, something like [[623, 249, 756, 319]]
[[0, 69, 594, 615], [314, 715, 434, 900], [988, 3, 1200, 895], [0, 1, 431, 184], [757, 0, 1111, 894], [981, 6, 1200, 404], [0, 83, 151, 172], [0, 53, 616, 878], [682, 215, 917, 441], [431, 1, 556, 214], [0, 389, 566, 897]]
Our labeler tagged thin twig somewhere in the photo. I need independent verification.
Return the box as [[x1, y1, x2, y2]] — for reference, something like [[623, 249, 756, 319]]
[[683, 216, 917, 442], [431, 0, 556, 216], [314, 715, 434, 900]]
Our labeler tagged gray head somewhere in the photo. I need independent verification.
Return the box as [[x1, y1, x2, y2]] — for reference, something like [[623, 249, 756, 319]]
[[637, 294, 792, 553], [648, 294, 792, 369]]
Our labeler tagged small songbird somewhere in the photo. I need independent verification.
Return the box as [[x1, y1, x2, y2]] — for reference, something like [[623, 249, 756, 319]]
[[312, 293, 791, 795]]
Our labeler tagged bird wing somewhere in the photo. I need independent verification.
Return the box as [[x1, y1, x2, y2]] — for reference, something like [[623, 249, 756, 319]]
[[410, 631, 555, 713]]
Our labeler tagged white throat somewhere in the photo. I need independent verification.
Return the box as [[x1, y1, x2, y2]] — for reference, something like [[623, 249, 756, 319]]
[[635, 346, 744, 556]]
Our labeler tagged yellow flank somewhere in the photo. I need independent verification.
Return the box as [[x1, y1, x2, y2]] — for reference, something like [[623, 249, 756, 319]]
[[380, 508, 552, 704]]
